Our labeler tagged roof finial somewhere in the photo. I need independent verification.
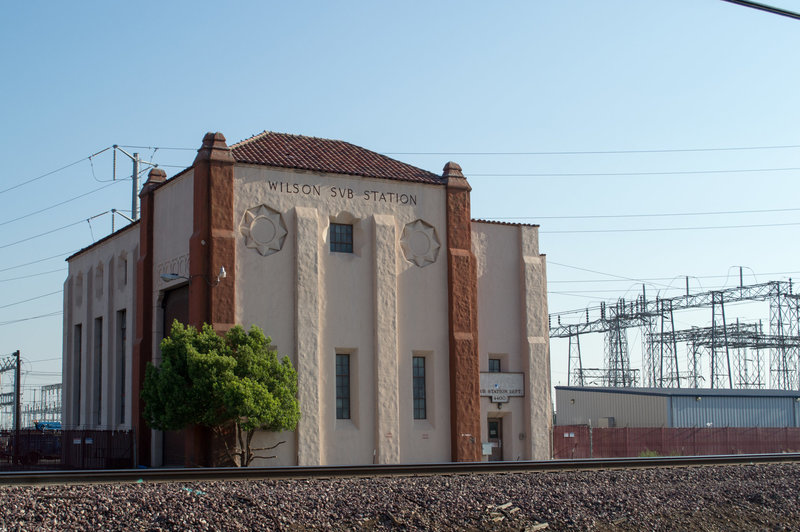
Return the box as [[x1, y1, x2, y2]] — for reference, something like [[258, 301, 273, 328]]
[[442, 161, 463, 179], [194, 132, 234, 164]]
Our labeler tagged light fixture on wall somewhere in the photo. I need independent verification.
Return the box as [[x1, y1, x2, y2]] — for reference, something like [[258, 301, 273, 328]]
[[160, 266, 227, 286], [160, 273, 187, 282]]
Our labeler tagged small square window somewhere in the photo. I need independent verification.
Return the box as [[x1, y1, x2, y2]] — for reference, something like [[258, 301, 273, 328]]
[[330, 223, 353, 253], [489, 358, 501, 373]]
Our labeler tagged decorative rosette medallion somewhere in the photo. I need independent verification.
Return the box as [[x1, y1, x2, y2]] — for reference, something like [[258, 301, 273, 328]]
[[240, 205, 287, 256], [400, 219, 440, 268]]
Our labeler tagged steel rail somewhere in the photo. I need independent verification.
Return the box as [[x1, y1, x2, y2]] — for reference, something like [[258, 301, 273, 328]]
[[1, 453, 799, 486]]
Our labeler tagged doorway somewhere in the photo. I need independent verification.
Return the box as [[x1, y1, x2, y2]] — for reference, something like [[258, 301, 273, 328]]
[[488, 418, 503, 461], [161, 285, 189, 467]]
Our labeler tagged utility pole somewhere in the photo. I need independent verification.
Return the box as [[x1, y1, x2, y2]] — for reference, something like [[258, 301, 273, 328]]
[[132, 152, 140, 220], [110, 208, 135, 233], [13, 350, 20, 466], [112, 146, 156, 222]]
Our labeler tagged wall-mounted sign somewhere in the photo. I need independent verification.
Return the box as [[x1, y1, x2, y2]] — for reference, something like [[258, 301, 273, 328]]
[[266, 180, 418, 206], [479, 372, 524, 403]]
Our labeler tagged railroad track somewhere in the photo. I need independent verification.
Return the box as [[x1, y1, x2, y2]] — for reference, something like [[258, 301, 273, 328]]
[[1, 453, 799, 486]]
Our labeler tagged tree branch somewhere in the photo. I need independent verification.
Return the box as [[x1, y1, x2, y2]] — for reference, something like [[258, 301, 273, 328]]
[[251, 454, 278, 460], [212, 425, 238, 467], [245, 429, 256, 467], [250, 441, 286, 451], [236, 424, 246, 467]]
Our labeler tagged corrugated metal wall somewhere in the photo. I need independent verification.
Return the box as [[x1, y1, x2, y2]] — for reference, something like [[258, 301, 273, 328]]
[[669, 395, 800, 428], [556, 389, 668, 427], [556, 387, 800, 428]]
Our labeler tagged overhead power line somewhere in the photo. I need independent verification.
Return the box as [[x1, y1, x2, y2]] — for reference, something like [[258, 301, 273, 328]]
[[0, 181, 123, 228], [720, 0, 800, 20], [0, 251, 78, 273], [111, 142, 800, 156], [547, 261, 673, 289], [549, 270, 800, 284], [117, 145, 196, 151], [551, 284, 741, 295], [490, 206, 800, 221], [25, 357, 63, 364], [0, 291, 62, 310], [382, 143, 800, 156], [540, 220, 800, 234], [0, 311, 62, 327], [0, 211, 109, 251], [0, 268, 66, 283], [471, 167, 800, 178], [0, 147, 111, 195]]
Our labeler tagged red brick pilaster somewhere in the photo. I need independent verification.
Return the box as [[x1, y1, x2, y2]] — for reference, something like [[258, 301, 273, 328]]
[[444, 162, 481, 462], [133, 168, 166, 467], [187, 132, 236, 466], [188, 132, 237, 331]]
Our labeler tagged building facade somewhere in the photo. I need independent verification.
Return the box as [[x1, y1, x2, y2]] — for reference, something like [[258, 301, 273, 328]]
[[556, 386, 800, 428], [62, 131, 551, 466]]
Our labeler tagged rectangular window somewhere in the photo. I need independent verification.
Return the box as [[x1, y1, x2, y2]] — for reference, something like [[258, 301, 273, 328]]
[[330, 223, 353, 253], [413, 356, 426, 420], [74, 324, 82, 426], [94, 317, 103, 426], [489, 358, 501, 373], [336, 354, 350, 419], [117, 310, 127, 425]]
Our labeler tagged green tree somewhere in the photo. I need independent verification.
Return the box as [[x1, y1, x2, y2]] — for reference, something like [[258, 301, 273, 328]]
[[141, 321, 300, 466]]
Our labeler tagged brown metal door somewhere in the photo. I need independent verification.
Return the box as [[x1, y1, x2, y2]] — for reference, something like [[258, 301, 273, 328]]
[[161, 285, 189, 466], [488, 419, 503, 461], [162, 285, 189, 334]]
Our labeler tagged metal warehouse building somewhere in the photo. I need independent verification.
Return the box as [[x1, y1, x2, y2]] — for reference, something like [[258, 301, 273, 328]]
[[556, 386, 800, 428]]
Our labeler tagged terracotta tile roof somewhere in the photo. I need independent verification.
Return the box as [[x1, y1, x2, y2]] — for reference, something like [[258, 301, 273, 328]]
[[472, 218, 540, 228], [231, 131, 444, 185]]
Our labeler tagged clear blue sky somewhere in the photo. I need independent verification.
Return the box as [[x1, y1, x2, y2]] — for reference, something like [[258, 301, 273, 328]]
[[1, 1, 799, 399]]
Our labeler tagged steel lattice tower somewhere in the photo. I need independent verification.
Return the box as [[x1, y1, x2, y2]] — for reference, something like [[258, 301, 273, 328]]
[[551, 279, 800, 390]]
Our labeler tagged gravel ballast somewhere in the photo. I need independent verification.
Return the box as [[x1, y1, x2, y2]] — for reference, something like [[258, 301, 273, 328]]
[[2, 462, 800, 531]]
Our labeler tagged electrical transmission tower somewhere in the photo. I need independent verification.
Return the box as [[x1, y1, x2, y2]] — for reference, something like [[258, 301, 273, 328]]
[[0, 352, 21, 431], [770, 288, 800, 389], [21, 383, 62, 427], [550, 277, 800, 390], [567, 326, 584, 386]]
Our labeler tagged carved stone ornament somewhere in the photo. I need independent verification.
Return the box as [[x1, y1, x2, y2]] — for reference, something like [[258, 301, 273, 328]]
[[240, 205, 287, 256], [400, 219, 440, 268]]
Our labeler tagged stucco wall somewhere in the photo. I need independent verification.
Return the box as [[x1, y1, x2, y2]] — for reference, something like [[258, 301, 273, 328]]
[[235, 166, 450, 466], [63, 224, 139, 430], [152, 171, 194, 344], [473, 222, 551, 460], [61, 160, 553, 466]]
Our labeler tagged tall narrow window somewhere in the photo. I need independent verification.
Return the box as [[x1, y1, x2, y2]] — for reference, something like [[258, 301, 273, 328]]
[[330, 223, 353, 253], [335, 354, 350, 419], [413, 356, 426, 420], [94, 317, 103, 426], [74, 324, 82, 426], [489, 358, 501, 373], [117, 309, 127, 425]]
